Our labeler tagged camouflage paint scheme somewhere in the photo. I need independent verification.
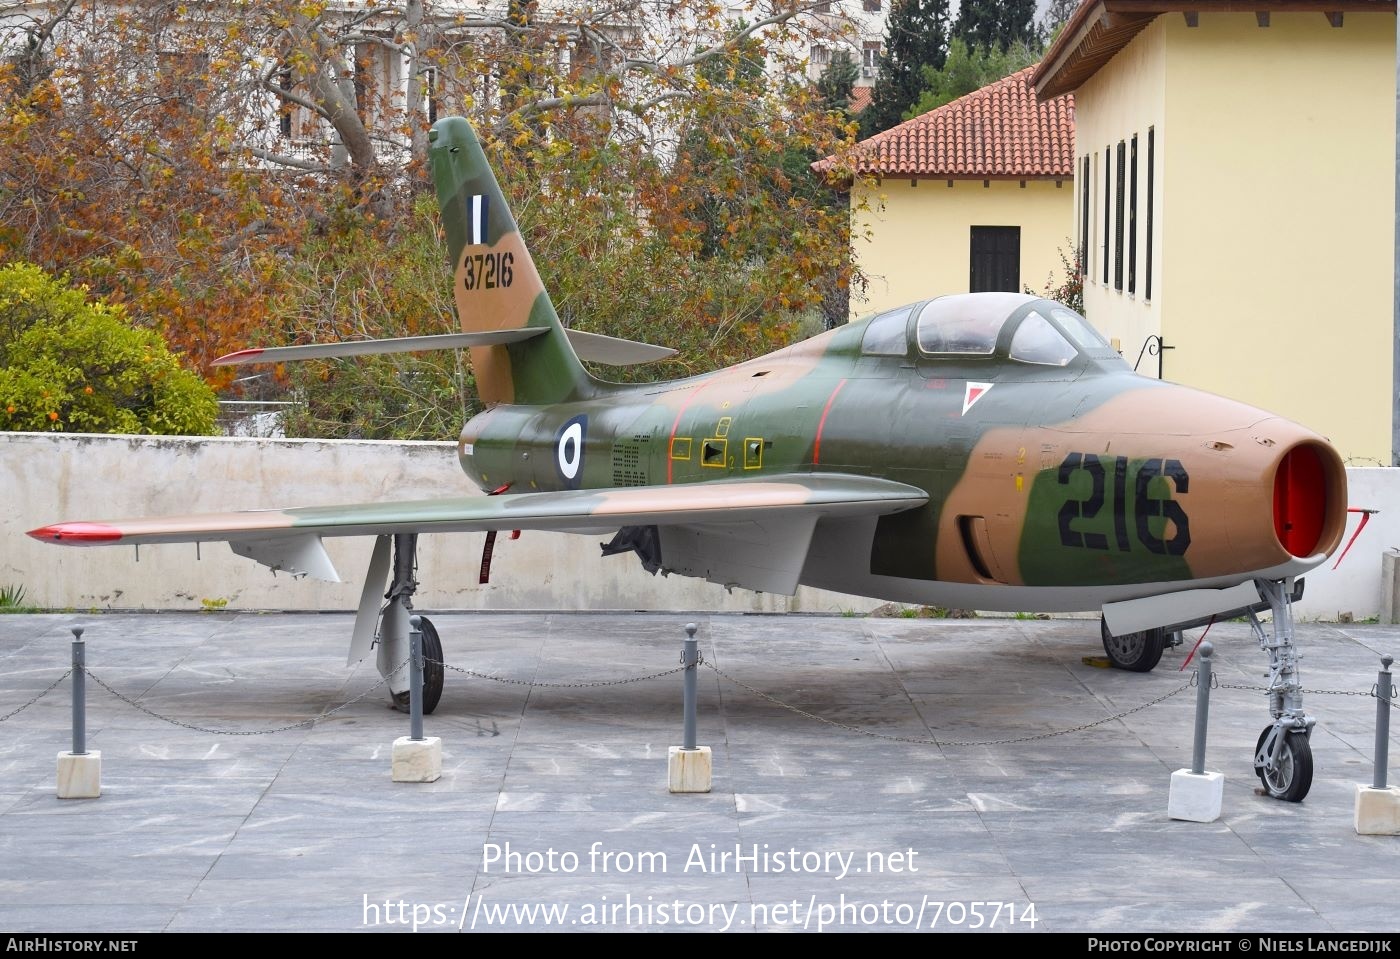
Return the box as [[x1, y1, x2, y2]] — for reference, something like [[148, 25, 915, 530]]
[[30, 117, 1349, 616]]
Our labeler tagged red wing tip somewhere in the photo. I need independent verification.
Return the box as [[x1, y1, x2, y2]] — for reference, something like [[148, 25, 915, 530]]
[[211, 348, 265, 366], [27, 523, 123, 543]]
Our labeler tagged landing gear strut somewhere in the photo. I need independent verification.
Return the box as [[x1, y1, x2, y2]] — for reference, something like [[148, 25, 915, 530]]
[[377, 533, 444, 714], [1249, 578, 1314, 802]]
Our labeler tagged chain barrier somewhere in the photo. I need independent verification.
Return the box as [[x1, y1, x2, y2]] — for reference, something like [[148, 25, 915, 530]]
[[432, 657, 692, 688], [5, 653, 1396, 743], [83, 658, 410, 736], [0, 669, 73, 723], [1219, 680, 1392, 701]]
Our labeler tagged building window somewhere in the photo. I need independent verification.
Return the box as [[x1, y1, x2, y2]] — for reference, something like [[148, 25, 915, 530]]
[[969, 226, 1021, 293], [864, 0, 881, 11], [862, 41, 881, 77], [276, 66, 293, 138], [813, 0, 831, 11], [1114, 140, 1125, 292], [1146, 127, 1155, 301], [1128, 135, 1138, 295], [1079, 155, 1089, 279], [811, 45, 830, 66], [1102, 147, 1110, 286]]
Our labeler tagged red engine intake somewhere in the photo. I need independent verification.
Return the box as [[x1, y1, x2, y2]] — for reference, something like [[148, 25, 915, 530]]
[[1272, 443, 1341, 558]]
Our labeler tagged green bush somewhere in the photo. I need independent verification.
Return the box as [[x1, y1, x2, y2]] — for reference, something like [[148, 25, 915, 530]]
[[0, 263, 217, 435]]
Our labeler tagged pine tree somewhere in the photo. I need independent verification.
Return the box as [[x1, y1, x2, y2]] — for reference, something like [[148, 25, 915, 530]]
[[952, 0, 1040, 51], [1043, 0, 1080, 36], [859, 0, 950, 138], [817, 48, 859, 115], [905, 36, 1039, 119]]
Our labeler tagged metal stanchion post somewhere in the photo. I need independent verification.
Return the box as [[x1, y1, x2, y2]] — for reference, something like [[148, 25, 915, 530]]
[[668, 622, 711, 793], [1374, 655, 1393, 790], [1354, 653, 1400, 833], [390, 615, 441, 782], [1191, 642, 1213, 776], [409, 616, 424, 743], [56, 625, 100, 799], [1168, 640, 1222, 821], [71, 626, 86, 757], [682, 623, 698, 752]]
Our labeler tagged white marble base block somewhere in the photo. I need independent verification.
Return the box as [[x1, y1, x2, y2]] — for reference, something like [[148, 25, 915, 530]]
[[668, 746, 712, 794], [1354, 784, 1400, 835], [56, 751, 101, 799], [391, 736, 442, 783], [1168, 769, 1223, 822]]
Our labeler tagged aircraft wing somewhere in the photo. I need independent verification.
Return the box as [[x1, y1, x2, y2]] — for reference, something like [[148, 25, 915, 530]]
[[28, 473, 927, 592]]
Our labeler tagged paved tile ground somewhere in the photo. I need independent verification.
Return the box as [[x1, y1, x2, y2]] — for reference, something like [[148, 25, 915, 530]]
[[1, 611, 1398, 933]]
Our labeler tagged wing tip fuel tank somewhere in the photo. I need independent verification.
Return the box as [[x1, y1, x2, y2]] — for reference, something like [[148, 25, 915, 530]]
[[27, 522, 123, 544]]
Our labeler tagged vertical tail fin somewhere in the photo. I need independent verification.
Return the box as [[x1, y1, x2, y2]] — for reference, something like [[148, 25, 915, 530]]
[[429, 117, 595, 406]]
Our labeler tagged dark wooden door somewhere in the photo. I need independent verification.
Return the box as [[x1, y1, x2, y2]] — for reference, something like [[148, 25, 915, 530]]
[[969, 226, 1020, 293]]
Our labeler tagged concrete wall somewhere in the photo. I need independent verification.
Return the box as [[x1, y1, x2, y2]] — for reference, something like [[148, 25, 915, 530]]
[[5, 432, 1398, 622], [1292, 467, 1400, 623], [851, 177, 1074, 317], [1, 432, 879, 614]]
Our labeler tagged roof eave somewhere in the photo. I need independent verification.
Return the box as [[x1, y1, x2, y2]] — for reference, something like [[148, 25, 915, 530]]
[[1034, 0, 1397, 98]]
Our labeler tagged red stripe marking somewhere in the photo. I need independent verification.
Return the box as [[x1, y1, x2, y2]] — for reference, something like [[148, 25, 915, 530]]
[[26, 523, 123, 543], [812, 379, 848, 466], [666, 380, 714, 484], [211, 348, 266, 367]]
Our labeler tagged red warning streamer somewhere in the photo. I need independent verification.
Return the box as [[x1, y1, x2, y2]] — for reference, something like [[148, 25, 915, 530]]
[[479, 483, 514, 585]]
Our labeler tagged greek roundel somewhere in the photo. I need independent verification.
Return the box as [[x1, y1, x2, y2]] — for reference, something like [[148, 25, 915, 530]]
[[556, 415, 587, 488]]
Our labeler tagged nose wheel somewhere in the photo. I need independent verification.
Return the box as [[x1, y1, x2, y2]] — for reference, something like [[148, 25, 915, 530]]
[[1248, 578, 1315, 802], [1100, 617, 1166, 672], [1254, 724, 1313, 802]]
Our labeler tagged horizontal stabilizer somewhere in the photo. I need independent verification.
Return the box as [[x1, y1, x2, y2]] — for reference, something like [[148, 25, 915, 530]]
[[213, 328, 674, 368], [566, 329, 676, 365], [212, 329, 546, 366]]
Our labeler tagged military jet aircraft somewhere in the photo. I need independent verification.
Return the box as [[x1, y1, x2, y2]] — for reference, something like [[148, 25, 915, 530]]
[[29, 116, 1348, 802]]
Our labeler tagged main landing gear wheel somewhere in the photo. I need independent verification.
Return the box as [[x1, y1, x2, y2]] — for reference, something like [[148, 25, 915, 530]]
[[1100, 617, 1167, 672], [1254, 725, 1313, 803], [390, 616, 444, 715]]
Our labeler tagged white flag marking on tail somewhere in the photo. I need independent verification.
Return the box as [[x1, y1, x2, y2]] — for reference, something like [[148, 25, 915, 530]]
[[470, 194, 489, 246]]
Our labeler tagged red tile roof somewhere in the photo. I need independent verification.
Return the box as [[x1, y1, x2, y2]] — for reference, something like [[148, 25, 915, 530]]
[[848, 85, 872, 114], [816, 66, 1074, 179]]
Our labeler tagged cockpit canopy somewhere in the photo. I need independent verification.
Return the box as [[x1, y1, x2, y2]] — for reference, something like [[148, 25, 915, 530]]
[[859, 292, 1124, 369]]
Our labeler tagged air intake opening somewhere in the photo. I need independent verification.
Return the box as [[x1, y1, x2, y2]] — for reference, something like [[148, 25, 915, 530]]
[[1273, 444, 1326, 557]]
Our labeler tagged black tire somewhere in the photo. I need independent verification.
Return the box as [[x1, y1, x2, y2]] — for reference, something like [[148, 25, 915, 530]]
[[391, 616, 444, 715], [1254, 725, 1313, 803], [418, 616, 444, 715], [1100, 617, 1166, 672]]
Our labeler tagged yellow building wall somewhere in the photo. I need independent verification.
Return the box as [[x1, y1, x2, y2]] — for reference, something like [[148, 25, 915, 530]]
[[1077, 11, 1394, 464], [850, 177, 1074, 317], [1161, 12, 1394, 464]]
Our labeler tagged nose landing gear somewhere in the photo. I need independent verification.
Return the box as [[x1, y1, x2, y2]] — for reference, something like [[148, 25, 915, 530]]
[[1249, 578, 1314, 802]]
